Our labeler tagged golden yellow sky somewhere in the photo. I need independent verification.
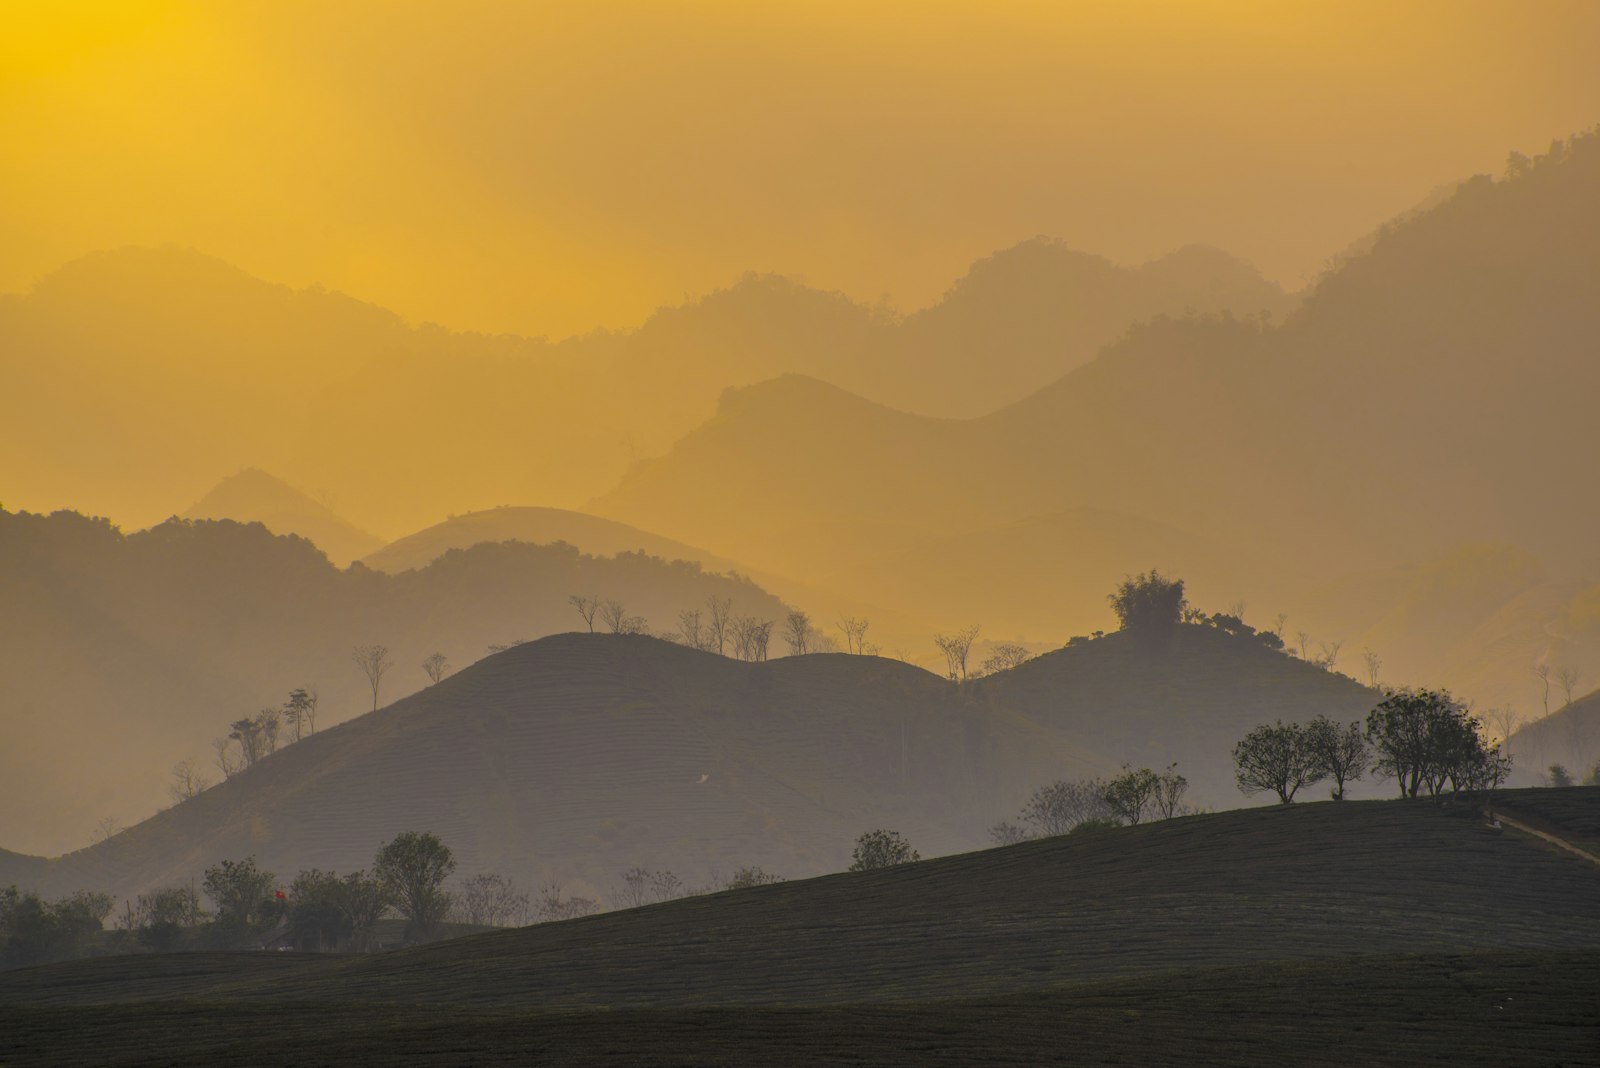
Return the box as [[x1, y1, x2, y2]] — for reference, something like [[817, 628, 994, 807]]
[[3, 1, 1597, 336]]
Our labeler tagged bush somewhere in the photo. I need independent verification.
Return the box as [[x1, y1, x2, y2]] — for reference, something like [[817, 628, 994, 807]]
[[849, 829, 920, 871]]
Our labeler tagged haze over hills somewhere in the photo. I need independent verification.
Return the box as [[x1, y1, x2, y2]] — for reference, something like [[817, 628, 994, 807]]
[[0, 509, 789, 856], [0, 237, 1292, 538], [0, 621, 1379, 904], [592, 133, 1600, 709], [181, 468, 383, 567]]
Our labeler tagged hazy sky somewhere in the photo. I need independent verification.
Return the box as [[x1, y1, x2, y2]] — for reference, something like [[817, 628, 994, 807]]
[[3, 1, 1597, 336]]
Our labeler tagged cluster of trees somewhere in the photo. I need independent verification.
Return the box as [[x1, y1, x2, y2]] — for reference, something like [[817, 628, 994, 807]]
[[1233, 688, 1512, 805], [0, 886, 115, 969], [212, 687, 320, 779], [990, 764, 1191, 844]]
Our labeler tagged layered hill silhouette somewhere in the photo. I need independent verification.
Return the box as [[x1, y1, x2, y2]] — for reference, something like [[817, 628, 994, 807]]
[[592, 132, 1600, 703], [0, 509, 788, 856], [0, 237, 1291, 537], [4, 794, 1597, 1065], [181, 467, 382, 567], [0, 622, 1376, 904]]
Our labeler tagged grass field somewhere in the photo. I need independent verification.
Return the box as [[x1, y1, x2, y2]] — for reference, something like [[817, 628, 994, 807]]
[[2, 795, 1598, 1064]]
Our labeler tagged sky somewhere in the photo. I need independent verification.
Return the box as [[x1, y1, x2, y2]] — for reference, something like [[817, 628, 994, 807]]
[[3, 0, 1598, 337]]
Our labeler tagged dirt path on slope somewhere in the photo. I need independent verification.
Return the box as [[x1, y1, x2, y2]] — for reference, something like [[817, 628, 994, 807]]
[[1492, 812, 1600, 867]]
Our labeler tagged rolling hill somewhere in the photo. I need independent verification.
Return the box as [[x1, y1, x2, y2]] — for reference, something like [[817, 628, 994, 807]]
[[0, 619, 1377, 905], [0, 509, 790, 856], [2, 793, 1597, 1065], [180, 467, 383, 567]]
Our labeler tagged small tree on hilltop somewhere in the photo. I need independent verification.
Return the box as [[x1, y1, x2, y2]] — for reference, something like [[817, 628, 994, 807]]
[[1108, 570, 1187, 632], [1100, 765, 1162, 825], [849, 829, 920, 871], [1233, 721, 1324, 803], [1303, 715, 1369, 800], [352, 645, 392, 712], [422, 652, 449, 685], [374, 831, 456, 941]]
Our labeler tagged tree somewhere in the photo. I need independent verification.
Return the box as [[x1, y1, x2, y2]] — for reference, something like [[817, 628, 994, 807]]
[[598, 599, 628, 634], [1556, 666, 1581, 707], [1533, 663, 1552, 717], [286, 869, 350, 951], [212, 735, 240, 779], [92, 815, 121, 844], [569, 594, 599, 632], [374, 831, 455, 940], [1, 887, 114, 969], [1233, 721, 1324, 803], [732, 616, 772, 661], [168, 758, 210, 804], [422, 652, 449, 685], [706, 596, 732, 655], [283, 688, 318, 740], [724, 866, 782, 889], [128, 885, 203, 950], [456, 873, 528, 927], [837, 617, 870, 655], [1548, 764, 1574, 787], [332, 870, 391, 953], [202, 857, 276, 944], [1364, 687, 1503, 802], [1303, 715, 1369, 800], [352, 645, 393, 712], [979, 642, 1032, 676], [783, 610, 812, 655], [1151, 763, 1189, 820], [1107, 570, 1187, 631], [1100, 765, 1161, 824], [1485, 706, 1522, 764], [1361, 649, 1382, 689], [1018, 779, 1113, 836], [849, 829, 920, 871], [933, 625, 980, 682], [676, 609, 704, 650], [536, 883, 597, 922]]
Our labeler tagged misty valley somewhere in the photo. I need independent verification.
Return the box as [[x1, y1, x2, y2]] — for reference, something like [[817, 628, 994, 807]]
[[3, 11, 1598, 1063]]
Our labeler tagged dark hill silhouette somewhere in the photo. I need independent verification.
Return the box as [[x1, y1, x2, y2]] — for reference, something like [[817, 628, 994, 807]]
[[4, 795, 1597, 1065], [0, 621, 1376, 904], [180, 467, 382, 566], [0, 509, 789, 856]]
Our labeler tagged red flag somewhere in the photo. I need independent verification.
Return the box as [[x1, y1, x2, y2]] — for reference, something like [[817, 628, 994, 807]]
[[274, 890, 286, 900]]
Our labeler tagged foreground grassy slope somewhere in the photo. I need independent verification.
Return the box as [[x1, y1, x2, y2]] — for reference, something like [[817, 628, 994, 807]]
[[3, 951, 1593, 1068], [7, 798, 1598, 1011]]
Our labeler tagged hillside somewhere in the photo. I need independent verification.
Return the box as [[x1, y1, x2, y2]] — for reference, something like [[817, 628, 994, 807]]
[[180, 468, 383, 567], [3, 796, 1597, 1065], [0, 619, 1379, 904], [0, 634, 1082, 903], [1510, 689, 1600, 784], [0, 509, 790, 856]]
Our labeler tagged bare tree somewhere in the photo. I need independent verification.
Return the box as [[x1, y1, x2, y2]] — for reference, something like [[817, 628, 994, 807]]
[[1017, 779, 1113, 836], [569, 594, 599, 633], [1361, 648, 1382, 689], [168, 758, 211, 804], [676, 609, 704, 650], [1485, 706, 1522, 762], [536, 883, 597, 922], [599, 599, 628, 634], [92, 815, 121, 844], [1316, 641, 1342, 670], [731, 616, 773, 661], [837, 617, 870, 655], [353, 645, 393, 711], [1533, 663, 1552, 717], [212, 735, 240, 779], [706, 596, 733, 655], [422, 652, 450, 685], [784, 610, 812, 656], [979, 642, 1032, 676], [1557, 666, 1581, 708], [1296, 631, 1311, 658], [1273, 613, 1289, 639], [455, 872, 528, 927], [1152, 764, 1189, 819], [1226, 600, 1247, 621], [933, 625, 981, 683]]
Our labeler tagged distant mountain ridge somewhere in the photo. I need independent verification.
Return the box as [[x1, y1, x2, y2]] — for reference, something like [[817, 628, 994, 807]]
[[182, 467, 382, 566]]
